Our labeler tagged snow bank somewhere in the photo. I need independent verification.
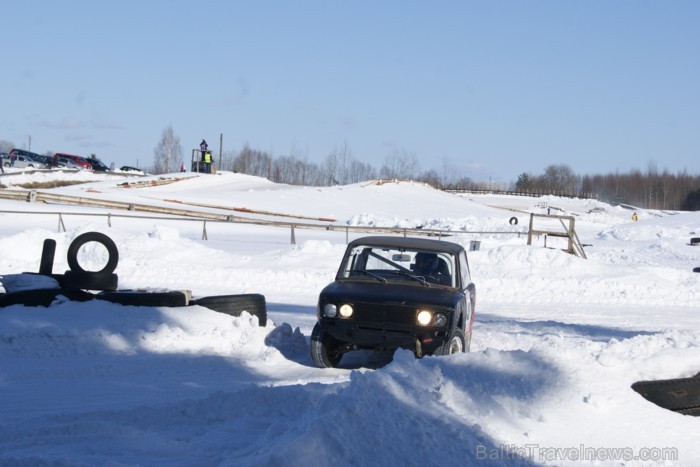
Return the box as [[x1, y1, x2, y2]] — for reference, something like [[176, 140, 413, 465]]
[[1, 171, 699, 465]]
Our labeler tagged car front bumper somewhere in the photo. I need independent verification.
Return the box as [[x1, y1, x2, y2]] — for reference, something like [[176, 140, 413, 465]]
[[321, 318, 449, 354]]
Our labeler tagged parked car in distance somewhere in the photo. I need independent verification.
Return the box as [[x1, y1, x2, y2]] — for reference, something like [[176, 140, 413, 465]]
[[85, 156, 110, 171], [311, 236, 477, 368], [4, 153, 47, 169], [5, 149, 48, 169], [53, 153, 92, 170], [56, 157, 83, 170], [119, 166, 146, 175], [31, 154, 54, 167]]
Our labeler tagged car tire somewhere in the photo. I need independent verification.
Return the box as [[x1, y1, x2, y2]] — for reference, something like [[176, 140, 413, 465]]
[[96, 290, 188, 307], [39, 239, 57, 275], [464, 330, 472, 352], [691, 237, 700, 246], [0, 288, 95, 307], [693, 267, 700, 273], [67, 232, 119, 274], [191, 294, 267, 327], [434, 328, 466, 356], [310, 323, 343, 368], [62, 270, 118, 291], [509, 216, 518, 225]]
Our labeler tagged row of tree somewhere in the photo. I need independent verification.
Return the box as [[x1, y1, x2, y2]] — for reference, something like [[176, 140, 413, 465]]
[[151, 126, 475, 188], [4, 129, 697, 210], [151, 126, 699, 210], [513, 163, 700, 210]]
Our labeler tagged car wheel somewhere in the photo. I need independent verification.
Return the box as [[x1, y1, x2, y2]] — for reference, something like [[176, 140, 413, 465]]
[[310, 323, 343, 368], [67, 232, 119, 274], [62, 270, 118, 291], [691, 237, 700, 246], [191, 294, 267, 327], [96, 290, 188, 307], [435, 328, 466, 356]]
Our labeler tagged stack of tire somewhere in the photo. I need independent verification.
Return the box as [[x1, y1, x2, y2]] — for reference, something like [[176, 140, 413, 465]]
[[0, 232, 267, 326]]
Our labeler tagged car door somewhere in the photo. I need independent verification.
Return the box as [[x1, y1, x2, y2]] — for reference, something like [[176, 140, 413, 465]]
[[458, 250, 476, 328]]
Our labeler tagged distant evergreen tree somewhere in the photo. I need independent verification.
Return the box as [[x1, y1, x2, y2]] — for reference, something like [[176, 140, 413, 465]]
[[681, 189, 700, 211], [515, 172, 532, 191]]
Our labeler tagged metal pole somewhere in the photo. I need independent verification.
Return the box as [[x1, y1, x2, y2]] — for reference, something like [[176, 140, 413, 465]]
[[219, 133, 223, 171]]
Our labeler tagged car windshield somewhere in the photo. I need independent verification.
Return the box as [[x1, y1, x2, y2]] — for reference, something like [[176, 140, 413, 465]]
[[340, 244, 456, 287]]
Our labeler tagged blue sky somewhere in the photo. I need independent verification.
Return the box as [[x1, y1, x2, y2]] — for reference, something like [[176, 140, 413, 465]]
[[2, 1, 698, 183]]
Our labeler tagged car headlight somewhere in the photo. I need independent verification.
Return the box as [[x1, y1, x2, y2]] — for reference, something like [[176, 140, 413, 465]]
[[417, 310, 432, 326], [433, 313, 447, 327], [323, 303, 337, 317], [339, 304, 354, 318]]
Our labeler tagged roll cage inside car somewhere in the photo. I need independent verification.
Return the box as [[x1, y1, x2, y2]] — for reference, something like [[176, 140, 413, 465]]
[[342, 245, 457, 287]]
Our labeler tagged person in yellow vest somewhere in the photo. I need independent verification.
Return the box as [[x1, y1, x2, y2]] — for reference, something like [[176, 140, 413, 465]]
[[203, 151, 212, 174], [632, 212, 638, 221]]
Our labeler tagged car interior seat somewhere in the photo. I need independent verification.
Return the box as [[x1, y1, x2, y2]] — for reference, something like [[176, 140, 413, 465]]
[[436, 257, 452, 285]]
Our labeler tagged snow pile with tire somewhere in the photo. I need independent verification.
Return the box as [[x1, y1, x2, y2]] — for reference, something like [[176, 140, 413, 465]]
[[1, 230, 269, 326]]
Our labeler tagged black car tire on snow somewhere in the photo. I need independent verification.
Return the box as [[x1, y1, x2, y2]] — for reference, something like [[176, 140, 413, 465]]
[[62, 270, 119, 291], [310, 323, 343, 368], [0, 288, 95, 307], [434, 328, 466, 356], [67, 232, 119, 274], [691, 237, 700, 246], [191, 294, 267, 327], [96, 290, 188, 307], [693, 267, 700, 273]]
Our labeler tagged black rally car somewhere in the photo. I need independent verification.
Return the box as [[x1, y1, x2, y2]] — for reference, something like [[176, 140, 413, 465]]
[[311, 236, 476, 368]]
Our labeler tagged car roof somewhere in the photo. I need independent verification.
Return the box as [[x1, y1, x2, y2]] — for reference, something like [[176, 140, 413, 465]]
[[54, 152, 83, 158], [347, 235, 464, 254], [10, 148, 42, 156]]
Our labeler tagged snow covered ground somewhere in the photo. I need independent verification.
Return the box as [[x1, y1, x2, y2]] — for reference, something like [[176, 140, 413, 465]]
[[1, 170, 699, 466]]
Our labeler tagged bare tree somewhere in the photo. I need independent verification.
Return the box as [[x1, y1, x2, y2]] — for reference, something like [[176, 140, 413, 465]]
[[380, 149, 420, 180], [347, 159, 377, 184], [440, 155, 453, 187], [322, 151, 340, 185], [153, 125, 183, 174], [539, 164, 579, 193]]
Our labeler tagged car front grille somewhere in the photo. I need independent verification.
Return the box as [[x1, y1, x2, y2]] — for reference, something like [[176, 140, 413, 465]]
[[353, 303, 417, 326]]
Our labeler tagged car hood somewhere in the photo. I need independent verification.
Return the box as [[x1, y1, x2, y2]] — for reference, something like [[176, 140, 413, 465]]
[[320, 279, 458, 308]]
